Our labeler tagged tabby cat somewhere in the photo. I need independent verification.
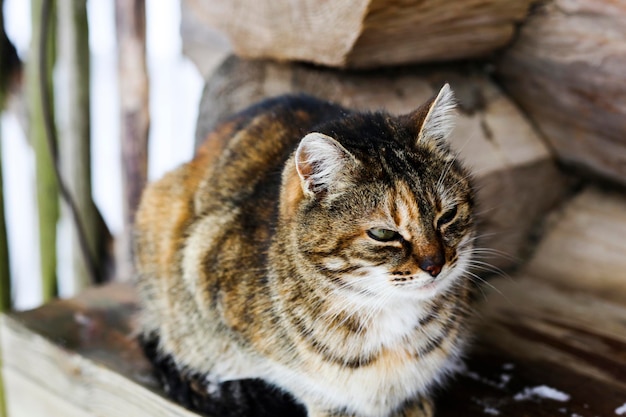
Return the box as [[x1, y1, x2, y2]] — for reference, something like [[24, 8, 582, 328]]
[[135, 84, 477, 417]]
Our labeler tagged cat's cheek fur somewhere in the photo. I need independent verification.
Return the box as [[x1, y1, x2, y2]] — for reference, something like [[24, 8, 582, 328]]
[[279, 159, 305, 221]]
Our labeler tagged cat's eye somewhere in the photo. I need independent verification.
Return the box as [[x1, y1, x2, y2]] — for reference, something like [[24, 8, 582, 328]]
[[437, 206, 458, 228], [367, 228, 401, 242]]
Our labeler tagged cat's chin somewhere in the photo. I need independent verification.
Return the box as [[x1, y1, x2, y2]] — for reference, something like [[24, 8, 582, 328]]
[[394, 271, 461, 300], [408, 280, 445, 300]]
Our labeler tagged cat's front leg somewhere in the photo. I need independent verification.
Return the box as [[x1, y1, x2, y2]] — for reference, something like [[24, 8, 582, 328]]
[[391, 396, 435, 417]]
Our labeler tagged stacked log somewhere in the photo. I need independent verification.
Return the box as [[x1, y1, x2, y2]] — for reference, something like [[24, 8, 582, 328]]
[[525, 187, 626, 304], [181, 0, 535, 70], [497, 0, 626, 185]]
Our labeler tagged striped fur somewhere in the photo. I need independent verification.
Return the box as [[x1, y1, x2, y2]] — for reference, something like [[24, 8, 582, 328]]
[[135, 86, 477, 417]]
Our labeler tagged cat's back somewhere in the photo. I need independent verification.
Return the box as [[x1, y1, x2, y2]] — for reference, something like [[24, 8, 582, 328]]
[[134, 94, 347, 290], [194, 95, 349, 209]]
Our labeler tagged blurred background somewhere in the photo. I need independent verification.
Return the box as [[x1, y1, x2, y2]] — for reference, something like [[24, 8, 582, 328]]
[[2, 0, 203, 309]]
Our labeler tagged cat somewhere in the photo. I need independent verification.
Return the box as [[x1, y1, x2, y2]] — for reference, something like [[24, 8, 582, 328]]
[[134, 84, 477, 417]]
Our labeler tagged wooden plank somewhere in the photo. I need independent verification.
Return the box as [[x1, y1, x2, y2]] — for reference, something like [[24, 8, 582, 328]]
[[3, 368, 91, 417], [195, 57, 573, 270], [0, 284, 197, 417], [180, 0, 533, 70], [497, 0, 626, 185], [524, 187, 626, 304]]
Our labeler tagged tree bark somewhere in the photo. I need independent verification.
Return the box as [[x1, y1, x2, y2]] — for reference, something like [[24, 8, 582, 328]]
[[56, 0, 100, 294], [115, 0, 149, 281], [29, 0, 59, 301]]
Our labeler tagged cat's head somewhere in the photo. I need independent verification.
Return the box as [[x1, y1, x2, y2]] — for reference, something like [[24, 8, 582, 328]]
[[280, 85, 475, 300]]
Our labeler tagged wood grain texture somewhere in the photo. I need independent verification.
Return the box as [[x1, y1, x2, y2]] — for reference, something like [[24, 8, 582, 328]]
[[180, 0, 534, 70], [525, 187, 626, 304], [2, 276, 625, 416], [497, 0, 626, 185], [0, 284, 197, 417], [194, 56, 573, 271]]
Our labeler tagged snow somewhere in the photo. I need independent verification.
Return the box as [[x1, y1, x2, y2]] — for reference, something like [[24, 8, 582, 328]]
[[502, 363, 515, 371], [616, 402, 626, 415], [514, 385, 570, 402], [483, 407, 500, 415]]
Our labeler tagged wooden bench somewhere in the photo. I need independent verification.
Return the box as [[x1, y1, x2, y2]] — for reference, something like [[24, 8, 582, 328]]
[[2, 273, 625, 417]]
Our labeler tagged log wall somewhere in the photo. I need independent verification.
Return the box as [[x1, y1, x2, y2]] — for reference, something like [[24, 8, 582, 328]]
[[497, 0, 626, 185], [181, 0, 534, 69]]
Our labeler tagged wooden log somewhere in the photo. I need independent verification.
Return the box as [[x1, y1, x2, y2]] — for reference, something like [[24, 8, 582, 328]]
[[453, 276, 626, 417], [115, 0, 150, 281], [524, 187, 626, 304], [2, 275, 625, 416], [181, 0, 534, 71], [497, 0, 626, 185], [195, 56, 573, 271]]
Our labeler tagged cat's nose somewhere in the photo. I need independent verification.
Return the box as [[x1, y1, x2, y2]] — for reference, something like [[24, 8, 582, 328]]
[[419, 255, 444, 277]]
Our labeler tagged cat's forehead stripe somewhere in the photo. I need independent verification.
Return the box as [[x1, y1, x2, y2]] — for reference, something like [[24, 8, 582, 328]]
[[391, 182, 421, 231]]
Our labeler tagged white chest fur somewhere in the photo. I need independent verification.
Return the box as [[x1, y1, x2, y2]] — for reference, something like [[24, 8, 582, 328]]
[[265, 295, 462, 417]]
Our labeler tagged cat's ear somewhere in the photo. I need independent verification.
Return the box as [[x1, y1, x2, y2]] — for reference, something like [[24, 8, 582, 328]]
[[416, 83, 457, 144], [295, 132, 358, 196]]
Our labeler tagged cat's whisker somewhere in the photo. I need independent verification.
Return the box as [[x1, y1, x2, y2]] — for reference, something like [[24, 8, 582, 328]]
[[437, 129, 483, 193], [463, 259, 512, 280], [464, 270, 508, 302], [457, 248, 515, 264], [458, 231, 500, 244], [461, 249, 519, 266], [436, 154, 459, 192], [463, 247, 516, 259], [463, 257, 508, 274]]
